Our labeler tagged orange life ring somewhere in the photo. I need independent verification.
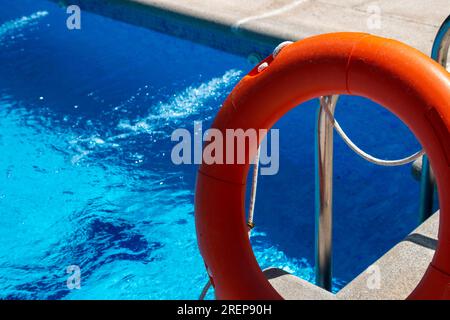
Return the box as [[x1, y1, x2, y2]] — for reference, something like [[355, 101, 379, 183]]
[[195, 32, 450, 299]]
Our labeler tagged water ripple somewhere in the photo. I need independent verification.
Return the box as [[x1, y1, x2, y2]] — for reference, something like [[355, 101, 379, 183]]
[[0, 11, 48, 43]]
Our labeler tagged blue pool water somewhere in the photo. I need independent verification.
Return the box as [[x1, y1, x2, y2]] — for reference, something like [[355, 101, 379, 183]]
[[0, 0, 424, 299]]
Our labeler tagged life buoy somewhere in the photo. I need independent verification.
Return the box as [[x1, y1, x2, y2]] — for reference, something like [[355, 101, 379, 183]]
[[195, 33, 450, 299]]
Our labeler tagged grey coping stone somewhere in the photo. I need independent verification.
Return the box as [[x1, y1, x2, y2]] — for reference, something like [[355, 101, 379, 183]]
[[264, 267, 336, 300], [50, 0, 449, 59]]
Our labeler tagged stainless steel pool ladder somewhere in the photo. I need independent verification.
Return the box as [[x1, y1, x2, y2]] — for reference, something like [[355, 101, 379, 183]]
[[419, 15, 450, 223], [316, 16, 450, 291]]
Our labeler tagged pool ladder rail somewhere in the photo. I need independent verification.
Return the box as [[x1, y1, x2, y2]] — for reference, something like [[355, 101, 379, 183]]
[[199, 15, 450, 298], [316, 15, 449, 291], [315, 16, 450, 291]]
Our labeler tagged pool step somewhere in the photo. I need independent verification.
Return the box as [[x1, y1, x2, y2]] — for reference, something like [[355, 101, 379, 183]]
[[266, 211, 439, 300]]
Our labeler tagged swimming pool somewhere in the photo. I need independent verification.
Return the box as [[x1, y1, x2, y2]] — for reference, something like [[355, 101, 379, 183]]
[[0, 0, 424, 299]]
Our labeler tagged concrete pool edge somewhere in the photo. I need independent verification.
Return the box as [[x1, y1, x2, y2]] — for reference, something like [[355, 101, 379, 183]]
[[49, 0, 281, 59], [48, 0, 449, 59]]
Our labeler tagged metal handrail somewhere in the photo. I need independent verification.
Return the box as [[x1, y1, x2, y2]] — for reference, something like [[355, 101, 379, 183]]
[[419, 15, 450, 223], [315, 15, 450, 291], [432, 15, 450, 67], [322, 101, 424, 166], [315, 95, 337, 290], [315, 95, 422, 291]]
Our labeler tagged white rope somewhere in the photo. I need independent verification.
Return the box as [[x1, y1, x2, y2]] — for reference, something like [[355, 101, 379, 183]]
[[322, 101, 424, 166], [248, 147, 261, 229], [198, 280, 212, 300]]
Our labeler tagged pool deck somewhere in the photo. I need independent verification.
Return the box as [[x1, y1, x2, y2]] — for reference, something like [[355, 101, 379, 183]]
[[52, 0, 450, 59]]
